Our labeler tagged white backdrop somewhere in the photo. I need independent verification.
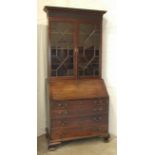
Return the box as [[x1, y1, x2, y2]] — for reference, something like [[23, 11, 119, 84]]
[[37, 0, 117, 136]]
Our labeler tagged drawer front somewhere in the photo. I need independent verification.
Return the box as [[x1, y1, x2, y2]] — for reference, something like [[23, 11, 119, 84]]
[[50, 98, 108, 118], [51, 105, 107, 119], [50, 126, 107, 140], [51, 98, 108, 110], [51, 114, 108, 128]]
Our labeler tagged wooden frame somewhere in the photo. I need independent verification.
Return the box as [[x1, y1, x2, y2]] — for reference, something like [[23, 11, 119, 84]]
[[44, 6, 109, 151], [48, 17, 77, 80], [45, 7, 106, 80]]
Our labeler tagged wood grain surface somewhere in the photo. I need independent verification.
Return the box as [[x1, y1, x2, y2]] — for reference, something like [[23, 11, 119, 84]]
[[49, 79, 109, 100]]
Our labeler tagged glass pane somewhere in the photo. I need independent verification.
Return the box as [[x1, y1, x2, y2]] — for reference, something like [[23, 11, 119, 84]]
[[51, 22, 74, 77], [78, 23, 100, 77]]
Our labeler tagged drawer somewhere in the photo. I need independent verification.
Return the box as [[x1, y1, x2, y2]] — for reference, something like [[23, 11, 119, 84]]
[[50, 125, 107, 140], [51, 98, 108, 111], [51, 114, 108, 128], [51, 106, 107, 119]]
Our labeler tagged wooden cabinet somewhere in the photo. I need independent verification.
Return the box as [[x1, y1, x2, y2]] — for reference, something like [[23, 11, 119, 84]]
[[44, 6, 109, 150]]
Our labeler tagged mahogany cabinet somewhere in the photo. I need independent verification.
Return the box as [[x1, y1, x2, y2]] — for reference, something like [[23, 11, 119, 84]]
[[44, 6, 109, 150]]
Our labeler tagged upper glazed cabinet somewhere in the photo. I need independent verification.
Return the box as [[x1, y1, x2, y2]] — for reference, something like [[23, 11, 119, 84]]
[[45, 7, 106, 79]]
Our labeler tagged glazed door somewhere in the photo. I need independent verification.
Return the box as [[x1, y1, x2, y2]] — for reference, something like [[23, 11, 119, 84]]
[[50, 20, 75, 78], [77, 22, 101, 78], [49, 20, 101, 79]]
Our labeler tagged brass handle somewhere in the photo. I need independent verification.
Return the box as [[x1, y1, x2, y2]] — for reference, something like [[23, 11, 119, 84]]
[[61, 110, 69, 115], [93, 127, 102, 131], [93, 99, 105, 105], [93, 108, 103, 112], [99, 100, 105, 104], [94, 100, 98, 104], [58, 103, 68, 107], [64, 103, 68, 107], [61, 121, 67, 126], [94, 100, 103, 105], [58, 103, 62, 107], [93, 116, 102, 121]]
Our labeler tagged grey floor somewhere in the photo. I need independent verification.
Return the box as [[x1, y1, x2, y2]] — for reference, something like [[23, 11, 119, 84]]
[[37, 135, 117, 155]]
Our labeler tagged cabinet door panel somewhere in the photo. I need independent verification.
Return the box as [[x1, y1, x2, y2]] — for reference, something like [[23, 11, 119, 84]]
[[78, 23, 100, 77], [50, 21, 75, 77]]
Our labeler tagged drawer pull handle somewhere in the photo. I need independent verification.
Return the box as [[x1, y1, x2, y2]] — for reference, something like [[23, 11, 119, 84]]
[[61, 121, 67, 126], [99, 100, 105, 104], [94, 100, 105, 104], [93, 128, 102, 131], [93, 108, 103, 112], [58, 103, 68, 107], [97, 102, 103, 105], [58, 103, 62, 107], [61, 110, 68, 115], [93, 116, 102, 121], [94, 100, 98, 104], [64, 103, 68, 106]]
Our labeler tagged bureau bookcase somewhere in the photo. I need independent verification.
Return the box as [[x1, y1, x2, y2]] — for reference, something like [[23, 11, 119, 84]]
[[44, 6, 109, 150]]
